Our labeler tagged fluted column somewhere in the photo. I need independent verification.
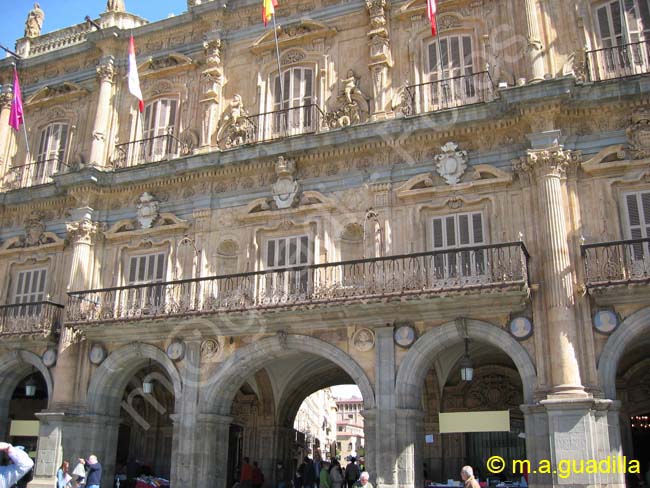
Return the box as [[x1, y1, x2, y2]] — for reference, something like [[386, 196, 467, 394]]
[[515, 133, 585, 396], [523, 0, 545, 82], [89, 56, 115, 166], [0, 86, 13, 179]]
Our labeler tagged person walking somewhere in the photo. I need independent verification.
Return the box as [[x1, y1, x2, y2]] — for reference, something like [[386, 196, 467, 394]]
[[241, 458, 253, 488], [344, 458, 360, 488], [80, 456, 102, 488], [460, 466, 480, 488], [252, 461, 264, 488], [329, 460, 344, 488], [276, 462, 286, 488], [57, 461, 71, 488], [302, 457, 316, 488], [353, 472, 372, 488], [319, 461, 331, 488], [0, 442, 34, 488]]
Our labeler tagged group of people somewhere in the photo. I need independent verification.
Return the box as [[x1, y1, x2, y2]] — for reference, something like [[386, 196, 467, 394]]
[[263, 456, 370, 488], [240, 458, 266, 488], [55, 455, 103, 488]]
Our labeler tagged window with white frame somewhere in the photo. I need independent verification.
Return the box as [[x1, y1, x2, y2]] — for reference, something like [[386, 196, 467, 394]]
[[31, 122, 69, 185], [270, 67, 315, 135], [265, 235, 311, 299], [431, 212, 486, 279], [624, 190, 650, 260], [125, 252, 167, 311], [423, 35, 477, 111], [12, 268, 47, 316], [141, 98, 179, 162]]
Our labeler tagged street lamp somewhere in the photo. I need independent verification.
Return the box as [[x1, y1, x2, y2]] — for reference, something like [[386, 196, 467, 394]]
[[143, 360, 154, 394], [25, 375, 37, 397], [460, 338, 474, 382]]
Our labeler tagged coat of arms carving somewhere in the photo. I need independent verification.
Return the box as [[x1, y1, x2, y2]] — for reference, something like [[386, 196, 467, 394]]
[[435, 142, 468, 185], [137, 192, 160, 229], [627, 107, 650, 159], [272, 156, 300, 209]]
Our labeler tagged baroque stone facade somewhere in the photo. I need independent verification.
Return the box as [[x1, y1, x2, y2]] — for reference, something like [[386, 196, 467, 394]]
[[1, 1, 650, 488]]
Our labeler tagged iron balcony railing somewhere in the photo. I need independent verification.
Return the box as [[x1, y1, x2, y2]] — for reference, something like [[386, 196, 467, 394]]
[[587, 40, 650, 82], [397, 71, 495, 117], [2, 158, 67, 190], [66, 242, 529, 324], [582, 237, 650, 288], [220, 103, 325, 149], [112, 130, 191, 168], [0, 301, 64, 336]]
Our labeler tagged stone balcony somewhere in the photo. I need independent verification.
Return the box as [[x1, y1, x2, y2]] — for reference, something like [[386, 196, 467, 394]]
[[0, 301, 64, 338], [581, 237, 650, 305], [587, 39, 650, 82], [66, 242, 530, 339]]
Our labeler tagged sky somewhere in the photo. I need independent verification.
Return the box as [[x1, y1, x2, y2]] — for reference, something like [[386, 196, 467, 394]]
[[330, 385, 362, 399], [1, 1, 188, 55]]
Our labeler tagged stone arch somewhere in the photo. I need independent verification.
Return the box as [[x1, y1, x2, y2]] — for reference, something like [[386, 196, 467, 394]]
[[598, 306, 650, 399], [395, 319, 537, 408], [0, 349, 54, 405], [86, 342, 182, 416], [202, 334, 375, 415]]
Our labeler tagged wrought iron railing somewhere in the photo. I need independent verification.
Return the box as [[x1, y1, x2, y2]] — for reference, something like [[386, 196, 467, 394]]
[[66, 242, 529, 324], [2, 158, 66, 190], [220, 104, 325, 149], [112, 130, 191, 168], [0, 301, 64, 336], [582, 237, 650, 288], [397, 71, 494, 117], [587, 40, 650, 81]]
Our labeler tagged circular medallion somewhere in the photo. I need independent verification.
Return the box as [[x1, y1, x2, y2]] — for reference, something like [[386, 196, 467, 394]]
[[201, 339, 220, 361], [509, 317, 533, 341], [394, 325, 416, 348], [166, 341, 186, 361], [42, 348, 57, 368], [353, 328, 375, 352], [89, 344, 107, 365], [593, 309, 619, 334]]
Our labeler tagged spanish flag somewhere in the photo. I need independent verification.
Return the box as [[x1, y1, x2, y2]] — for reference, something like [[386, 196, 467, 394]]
[[263, 0, 278, 26]]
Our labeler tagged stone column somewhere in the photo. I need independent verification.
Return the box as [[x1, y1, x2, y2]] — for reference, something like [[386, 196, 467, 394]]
[[193, 414, 233, 488], [395, 409, 424, 488], [515, 132, 584, 396], [200, 37, 223, 151], [0, 86, 13, 179], [523, 0, 545, 82], [365, 0, 393, 118], [88, 56, 115, 166], [520, 404, 551, 488]]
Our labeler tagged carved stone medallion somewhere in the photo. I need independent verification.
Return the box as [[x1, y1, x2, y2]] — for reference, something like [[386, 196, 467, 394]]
[[435, 142, 468, 185], [201, 339, 220, 361], [353, 328, 375, 352]]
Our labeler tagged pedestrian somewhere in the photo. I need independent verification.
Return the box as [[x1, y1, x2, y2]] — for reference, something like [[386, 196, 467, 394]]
[[57, 461, 71, 488], [344, 458, 359, 488], [252, 461, 264, 488], [241, 457, 253, 488], [79, 455, 102, 488], [0, 442, 34, 488], [353, 472, 372, 488], [460, 466, 480, 488], [302, 457, 316, 488], [328, 460, 344, 488], [276, 462, 286, 488], [319, 461, 331, 488]]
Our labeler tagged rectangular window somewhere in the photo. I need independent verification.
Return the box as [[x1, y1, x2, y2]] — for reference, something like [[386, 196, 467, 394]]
[[624, 190, 650, 260], [431, 212, 486, 280], [271, 67, 315, 136], [141, 99, 179, 163], [32, 123, 68, 185], [13, 268, 47, 317], [425, 35, 476, 111], [264, 235, 311, 300], [125, 253, 167, 312]]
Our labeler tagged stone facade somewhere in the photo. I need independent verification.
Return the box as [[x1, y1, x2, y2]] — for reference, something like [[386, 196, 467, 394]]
[[0, 1, 650, 488]]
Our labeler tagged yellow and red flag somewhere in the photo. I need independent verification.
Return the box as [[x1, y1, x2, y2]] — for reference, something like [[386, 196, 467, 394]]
[[263, 0, 279, 26]]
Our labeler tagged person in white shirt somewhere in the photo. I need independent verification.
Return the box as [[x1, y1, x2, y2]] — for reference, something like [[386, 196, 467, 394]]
[[0, 442, 34, 488]]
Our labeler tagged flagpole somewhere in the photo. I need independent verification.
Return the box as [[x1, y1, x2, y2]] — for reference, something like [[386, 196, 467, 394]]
[[271, 12, 286, 136]]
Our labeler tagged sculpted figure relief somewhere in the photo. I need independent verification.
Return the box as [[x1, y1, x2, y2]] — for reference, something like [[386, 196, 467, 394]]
[[106, 0, 126, 12], [24, 3, 45, 38]]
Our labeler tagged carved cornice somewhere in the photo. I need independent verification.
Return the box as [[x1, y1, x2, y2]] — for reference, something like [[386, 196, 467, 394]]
[[250, 20, 336, 55], [515, 145, 582, 182]]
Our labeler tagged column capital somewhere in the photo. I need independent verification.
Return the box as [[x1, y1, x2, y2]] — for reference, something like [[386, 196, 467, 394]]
[[66, 218, 101, 245], [96, 56, 115, 83], [0, 86, 12, 110], [515, 144, 581, 182], [203, 37, 223, 67]]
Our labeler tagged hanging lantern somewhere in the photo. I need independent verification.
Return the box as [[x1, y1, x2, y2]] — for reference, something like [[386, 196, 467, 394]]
[[25, 376, 37, 397], [460, 339, 473, 382]]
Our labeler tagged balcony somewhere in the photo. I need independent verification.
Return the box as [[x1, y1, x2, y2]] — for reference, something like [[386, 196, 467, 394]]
[[2, 158, 67, 190], [587, 40, 650, 82], [111, 130, 191, 168], [0, 301, 64, 337], [396, 71, 495, 117], [219, 104, 325, 150], [66, 242, 529, 327]]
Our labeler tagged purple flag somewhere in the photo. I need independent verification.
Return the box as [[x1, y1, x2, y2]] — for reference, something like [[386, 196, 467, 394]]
[[9, 67, 24, 131]]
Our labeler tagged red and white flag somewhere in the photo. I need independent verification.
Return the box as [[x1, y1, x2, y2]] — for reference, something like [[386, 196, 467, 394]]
[[128, 35, 144, 113], [427, 0, 438, 37], [9, 67, 24, 131]]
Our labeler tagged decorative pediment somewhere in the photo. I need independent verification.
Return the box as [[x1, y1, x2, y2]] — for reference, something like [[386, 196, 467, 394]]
[[26, 82, 88, 107], [396, 0, 495, 20], [250, 20, 337, 55], [580, 144, 645, 177], [241, 191, 335, 222], [0, 211, 64, 252], [139, 53, 194, 77]]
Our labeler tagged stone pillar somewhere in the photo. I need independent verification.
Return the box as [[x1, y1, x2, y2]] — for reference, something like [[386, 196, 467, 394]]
[[88, 56, 115, 166], [200, 37, 223, 151], [515, 131, 584, 396], [0, 86, 13, 179], [365, 0, 393, 118], [395, 409, 424, 488], [523, 0, 545, 82], [521, 404, 551, 488], [193, 414, 233, 488]]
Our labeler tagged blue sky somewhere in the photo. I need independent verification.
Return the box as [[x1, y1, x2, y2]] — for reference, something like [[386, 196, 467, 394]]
[[1, 1, 188, 55]]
